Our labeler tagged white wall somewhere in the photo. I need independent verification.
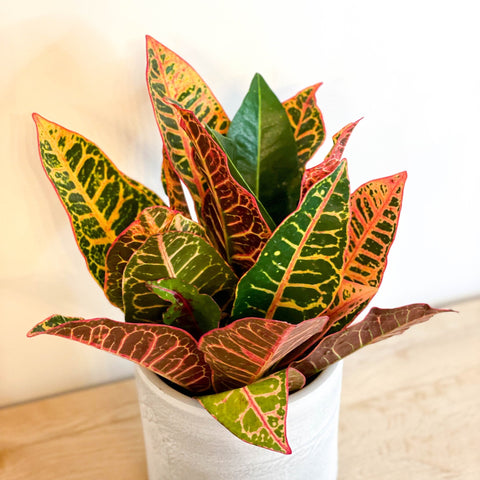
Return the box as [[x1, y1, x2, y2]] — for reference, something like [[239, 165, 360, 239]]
[[1, 0, 479, 406]]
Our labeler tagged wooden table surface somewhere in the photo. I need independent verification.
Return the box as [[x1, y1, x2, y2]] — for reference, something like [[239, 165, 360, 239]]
[[1, 298, 479, 479]]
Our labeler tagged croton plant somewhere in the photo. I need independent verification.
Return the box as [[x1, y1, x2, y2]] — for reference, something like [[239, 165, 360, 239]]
[[28, 35, 448, 454]]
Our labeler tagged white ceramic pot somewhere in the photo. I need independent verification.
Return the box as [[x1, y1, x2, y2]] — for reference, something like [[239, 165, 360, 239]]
[[135, 361, 343, 480]]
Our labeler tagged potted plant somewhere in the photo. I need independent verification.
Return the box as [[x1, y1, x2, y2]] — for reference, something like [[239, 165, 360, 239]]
[[28, 35, 449, 479]]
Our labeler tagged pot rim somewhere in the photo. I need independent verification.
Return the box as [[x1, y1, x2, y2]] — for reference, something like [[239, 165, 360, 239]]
[[136, 361, 343, 415]]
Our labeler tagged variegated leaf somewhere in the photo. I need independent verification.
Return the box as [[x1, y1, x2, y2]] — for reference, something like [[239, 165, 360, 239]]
[[161, 148, 190, 216], [28, 315, 212, 393], [232, 161, 350, 324], [199, 316, 328, 392], [211, 129, 277, 231], [104, 206, 204, 308], [123, 176, 164, 208], [148, 278, 221, 339], [322, 280, 377, 331], [293, 304, 452, 379], [324, 172, 407, 333], [146, 36, 229, 216], [282, 83, 325, 166], [198, 369, 292, 454], [123, 231, 237, 323], [301, 120, 360, 199], [34, 114, 164, 287], [345, 172, 407, 287], [173, 105, 272, 274], [325, 172, 407, 333], [146, 36, 229, 133]]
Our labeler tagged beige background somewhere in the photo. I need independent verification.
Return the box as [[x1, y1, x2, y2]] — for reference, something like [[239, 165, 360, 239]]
[[1, 0, 479, 406]]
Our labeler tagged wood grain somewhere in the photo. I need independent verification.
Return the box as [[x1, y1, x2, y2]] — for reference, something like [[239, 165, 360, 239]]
[[0, 380, 147, 480], [0, 298, 478, 479], [338, 298, 480, 479]]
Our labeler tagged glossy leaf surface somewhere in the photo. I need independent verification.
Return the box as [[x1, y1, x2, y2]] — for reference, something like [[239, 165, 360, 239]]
[[105, 206, 204, 308], [146, 36, 229, 215], [322, 280, 377, 330], [174, 105, 272, 274], [146, 36, 229, 133], [293, 304, 451, 378], [199, 316, 328, 392], [34, 114, 164, 287], [282, 83, 325, 166], [232, 161, 350, 324], [148, 278, 221, 339], [198, 369, 291, 454], [227, 74, 301, 224], [28, 315, 212, 393], [345, 172, 406, 287], [211, 129, 277, 231], [326, 172, 407, 333], [301, 120, 360, 199], [123, 231, 237, 323]]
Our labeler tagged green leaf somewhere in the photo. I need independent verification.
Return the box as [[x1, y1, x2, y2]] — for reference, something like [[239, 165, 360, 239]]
[[227, 74, 301, 224], [282, 83, 326, 166], [197, 369, 291, 454], [104, 206, 204, 309], [28, 315, 212, 393], [33, 114, 164, 287], [293, 304, 453, 379], [199, 316, 328, 392], [173, 105, 272, 275], [148, 278, 221, 338], [232, 161, 350, 324], [122, 231, 237, 323]]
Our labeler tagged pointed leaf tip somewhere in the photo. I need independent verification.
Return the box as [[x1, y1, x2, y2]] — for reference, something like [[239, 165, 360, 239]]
[[293, 304, 453, 378]]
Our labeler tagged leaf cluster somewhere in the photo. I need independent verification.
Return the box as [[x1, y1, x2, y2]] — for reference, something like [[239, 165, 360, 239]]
[[28, 36, 450, 454]]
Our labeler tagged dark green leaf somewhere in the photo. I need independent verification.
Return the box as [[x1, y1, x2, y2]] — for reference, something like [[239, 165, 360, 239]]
[[227, 74, 301, 224]]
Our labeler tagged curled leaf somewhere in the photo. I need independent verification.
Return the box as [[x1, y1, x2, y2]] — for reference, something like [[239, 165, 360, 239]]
[[148, 278, 221, 338]]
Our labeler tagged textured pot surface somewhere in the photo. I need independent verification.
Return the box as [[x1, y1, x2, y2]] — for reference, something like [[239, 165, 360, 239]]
[[135, 362, 343, 480]]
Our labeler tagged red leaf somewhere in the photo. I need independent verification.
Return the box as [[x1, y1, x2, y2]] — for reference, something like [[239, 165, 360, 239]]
[[293, 304, 453, 379], [28, 315, 211, 393], [161, 148, 190, 216], [199, 316, 328, 392], [173, 104, 272, 274], [300, 119, 360, 199]]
